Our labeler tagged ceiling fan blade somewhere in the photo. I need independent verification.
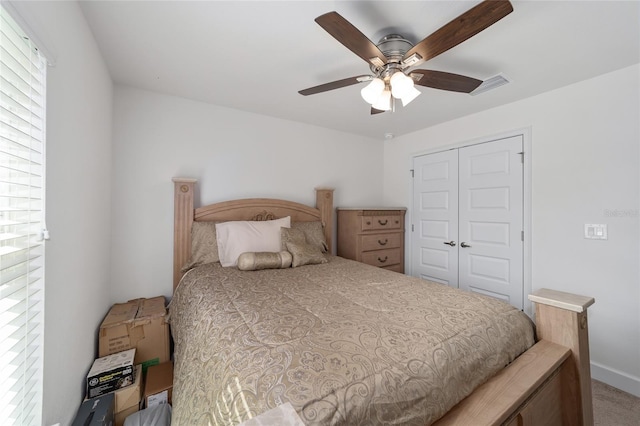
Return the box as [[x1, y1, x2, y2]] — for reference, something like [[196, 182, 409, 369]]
[[410, 70, 482, 93], [315, 11, 387, 67], [299, 75, 370, 96], [403, 0, 513, 66], [371, 107, 386, 115]]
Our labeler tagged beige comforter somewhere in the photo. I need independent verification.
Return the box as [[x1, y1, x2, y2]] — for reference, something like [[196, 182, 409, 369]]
[[169, 256, 534, 425]]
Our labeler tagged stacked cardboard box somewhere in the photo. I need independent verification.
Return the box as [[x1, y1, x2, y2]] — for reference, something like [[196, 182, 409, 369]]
[[114, 364, 143, 426], [144, 361, 174, 408], [75, 297, 170, 425], [86, 349, 136, 399], [78, 362, 143, 426], [99, 296, 170, 373], [100, 296, 170, 423]]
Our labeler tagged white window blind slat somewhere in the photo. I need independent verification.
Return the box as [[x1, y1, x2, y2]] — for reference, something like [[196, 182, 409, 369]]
[[0, 72, 44, 111], [0, 52, 43, 103], [0, 74, 43, 114], [1, 89, 43, 126], [0, 5, 45, 426], [0, 15, 44, 87], [2, 246, 43, 272], [0, 290, 41, 342]]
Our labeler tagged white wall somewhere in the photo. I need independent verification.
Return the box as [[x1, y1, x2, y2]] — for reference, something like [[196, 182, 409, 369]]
[[111, 86, 384, 301], [383, 64, 640, 396], [10, 1, 115, 424]]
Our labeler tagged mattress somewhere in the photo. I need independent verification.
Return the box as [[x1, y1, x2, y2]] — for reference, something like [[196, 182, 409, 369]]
[[169, 256, 534, 425]]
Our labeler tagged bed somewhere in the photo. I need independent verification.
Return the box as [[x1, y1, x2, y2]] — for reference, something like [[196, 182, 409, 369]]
[[170, 178, 595, 426]]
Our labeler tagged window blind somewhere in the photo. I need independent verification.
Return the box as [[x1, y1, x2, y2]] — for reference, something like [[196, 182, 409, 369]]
[[0, 5, 46, 425]]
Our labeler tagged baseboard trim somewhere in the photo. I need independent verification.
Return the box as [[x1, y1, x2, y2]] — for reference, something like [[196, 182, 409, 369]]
[[591, 361, 640, 397]]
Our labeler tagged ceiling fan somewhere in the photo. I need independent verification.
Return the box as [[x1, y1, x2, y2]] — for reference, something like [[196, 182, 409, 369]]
[[298, 0, 513, 114]]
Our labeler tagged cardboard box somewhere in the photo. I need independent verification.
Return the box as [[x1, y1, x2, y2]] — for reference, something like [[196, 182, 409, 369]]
[[115, 405, 138, 426], [114, 364, 143, 426], [87, 349, 136, 399], [144, 361, 173, 408], [99, 296, 170, 372], [72, 393, 115, 426]]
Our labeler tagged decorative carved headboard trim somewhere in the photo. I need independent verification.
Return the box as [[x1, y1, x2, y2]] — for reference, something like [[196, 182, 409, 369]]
[[172, 178, 334, 290], [251, 210, 276, 221]]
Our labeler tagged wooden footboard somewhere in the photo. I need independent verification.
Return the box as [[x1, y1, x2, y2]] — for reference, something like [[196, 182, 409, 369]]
[[434, 289, 595, 426]]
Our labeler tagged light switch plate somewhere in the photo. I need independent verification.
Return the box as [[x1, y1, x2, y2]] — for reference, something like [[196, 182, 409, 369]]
[[584, 224, 607, 240]]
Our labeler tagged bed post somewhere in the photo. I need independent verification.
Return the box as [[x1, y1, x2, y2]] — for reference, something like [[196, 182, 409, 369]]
[[315, 188, 334, 252], [528, 288, 595, 426], [173, 178, 197, 290]]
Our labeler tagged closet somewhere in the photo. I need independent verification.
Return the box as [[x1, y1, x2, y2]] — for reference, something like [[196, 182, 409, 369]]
[[411, 135, 524, 309]]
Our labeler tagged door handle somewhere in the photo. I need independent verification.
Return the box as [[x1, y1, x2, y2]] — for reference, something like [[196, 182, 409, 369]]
[[443, 241, 456, 247], [461, 242, 471, 248]]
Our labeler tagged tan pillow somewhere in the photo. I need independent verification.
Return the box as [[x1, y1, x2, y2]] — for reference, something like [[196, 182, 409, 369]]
[[237, 251, 293, 271], [181, 221, 219, 272], [216, 216, 291, 267], [285, 240, 328, 268], [280, 227, 306, 250], [291, 221, 328, 253]]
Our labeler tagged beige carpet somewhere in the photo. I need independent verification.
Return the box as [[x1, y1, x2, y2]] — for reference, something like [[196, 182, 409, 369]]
[[592, 380, 640, 426]]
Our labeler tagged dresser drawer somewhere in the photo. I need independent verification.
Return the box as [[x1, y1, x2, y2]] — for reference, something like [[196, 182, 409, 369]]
[[382, 264, 404, 273], [361, 248, 401, 267], [361, 233, 402, 251], [337, 208, 406, 273], [361, 215, 402, 231]]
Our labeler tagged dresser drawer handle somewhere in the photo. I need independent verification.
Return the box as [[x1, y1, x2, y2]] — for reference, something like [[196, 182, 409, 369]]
[[378, 238, 388, 246], [366, 221, 371, 225], [377, 256, 388, 263], [378, 219, 388, 226]]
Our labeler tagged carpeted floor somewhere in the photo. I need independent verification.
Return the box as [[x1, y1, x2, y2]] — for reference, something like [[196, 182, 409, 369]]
[[592, 380, 640, 426]]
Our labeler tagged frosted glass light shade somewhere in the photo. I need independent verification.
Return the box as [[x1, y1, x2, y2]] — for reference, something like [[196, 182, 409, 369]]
[[390, 72, 413, 99], [360, 78, 385, 104], [372, 89, 392, 111], [400, 86, 421, 106]]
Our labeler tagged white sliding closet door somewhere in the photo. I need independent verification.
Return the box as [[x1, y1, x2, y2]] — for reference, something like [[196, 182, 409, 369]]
[[412, 135, 524, 309]]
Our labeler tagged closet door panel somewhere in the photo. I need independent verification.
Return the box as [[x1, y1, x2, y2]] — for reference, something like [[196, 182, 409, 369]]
[[458, 136, 524, 309], [412, 150, 459, 287]]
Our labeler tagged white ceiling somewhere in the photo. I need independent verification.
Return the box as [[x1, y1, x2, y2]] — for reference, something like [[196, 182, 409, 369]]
[[79, 0, 640, 140]]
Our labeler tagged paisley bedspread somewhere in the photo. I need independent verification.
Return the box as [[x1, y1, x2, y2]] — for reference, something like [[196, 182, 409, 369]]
[[169, 256, 534, 425]]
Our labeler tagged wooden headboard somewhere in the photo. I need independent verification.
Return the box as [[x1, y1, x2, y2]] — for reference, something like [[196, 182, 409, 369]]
[[172, 178, 334, 290]]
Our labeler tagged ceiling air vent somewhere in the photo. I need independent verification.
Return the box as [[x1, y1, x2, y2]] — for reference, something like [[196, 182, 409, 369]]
[[470, 73, 510, 96]]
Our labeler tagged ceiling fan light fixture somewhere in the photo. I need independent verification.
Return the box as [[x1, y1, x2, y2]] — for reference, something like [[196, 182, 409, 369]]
[[372, 89, 392, 111], [301, 3, 515, 114], [390, 71, 413, 99], [400, 86, 421, 107], [360, 78, 385, 104]]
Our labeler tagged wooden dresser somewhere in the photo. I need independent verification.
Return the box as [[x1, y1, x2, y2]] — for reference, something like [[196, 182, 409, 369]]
[[337, 208, 407, 273]]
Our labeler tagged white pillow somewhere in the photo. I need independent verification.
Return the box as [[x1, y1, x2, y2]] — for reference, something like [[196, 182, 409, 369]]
[[215, 216, 291, 267]]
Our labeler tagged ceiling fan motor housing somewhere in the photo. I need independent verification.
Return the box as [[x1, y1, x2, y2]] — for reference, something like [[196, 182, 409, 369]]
[[371, 34, 414, 77], [377, 34, 413, 61]]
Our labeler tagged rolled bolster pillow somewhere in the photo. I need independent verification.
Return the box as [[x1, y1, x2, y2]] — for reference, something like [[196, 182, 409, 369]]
[[237, 251, 293, 271]]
